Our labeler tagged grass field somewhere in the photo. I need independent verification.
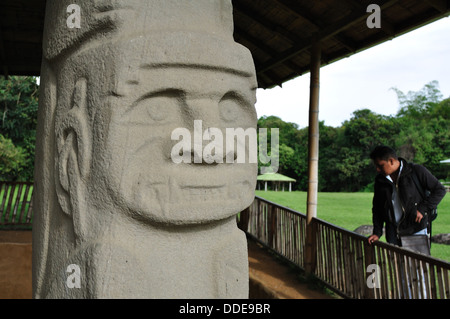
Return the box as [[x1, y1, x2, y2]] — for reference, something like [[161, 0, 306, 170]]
[[255, 190, 450, 262]]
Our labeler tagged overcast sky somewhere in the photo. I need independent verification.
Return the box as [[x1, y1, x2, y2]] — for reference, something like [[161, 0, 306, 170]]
[[255, 16, 450, 128]]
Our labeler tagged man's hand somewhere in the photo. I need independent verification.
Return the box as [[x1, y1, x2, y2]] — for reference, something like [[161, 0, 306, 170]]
[[368, 234, 379, 245], [415, 210, 423, 223]]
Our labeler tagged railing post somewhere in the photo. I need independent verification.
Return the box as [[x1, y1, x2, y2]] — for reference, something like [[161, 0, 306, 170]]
[[305, 35, 321, 275], [268, 204, 276, 248], [363, 241, 376, 299], [237, 206, 250, 232], [305, 218, 318, 274]]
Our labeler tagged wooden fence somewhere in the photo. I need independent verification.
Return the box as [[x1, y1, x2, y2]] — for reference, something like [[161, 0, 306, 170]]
[[2, 183, 448, 298], [0, 182, 34, 228], [238, 196, 450, 299]]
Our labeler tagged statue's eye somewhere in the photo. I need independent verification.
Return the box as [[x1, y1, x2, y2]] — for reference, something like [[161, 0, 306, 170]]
[[142, 96, 177, 122], [127, 90, 184, 125], [219, 92, 243, 123]]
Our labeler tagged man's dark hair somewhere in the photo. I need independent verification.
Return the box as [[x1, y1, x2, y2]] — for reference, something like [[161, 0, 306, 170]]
[[370, 145, 398, 161]]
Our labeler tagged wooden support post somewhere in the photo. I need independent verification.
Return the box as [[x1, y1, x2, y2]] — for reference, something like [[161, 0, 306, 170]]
[[304, 36, 321, 274]]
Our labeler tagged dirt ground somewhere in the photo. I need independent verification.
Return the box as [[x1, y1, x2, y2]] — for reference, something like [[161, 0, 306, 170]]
[[247, 238, 333, 299], [0, 230, 333, 299], [0, 231, 32, 299]]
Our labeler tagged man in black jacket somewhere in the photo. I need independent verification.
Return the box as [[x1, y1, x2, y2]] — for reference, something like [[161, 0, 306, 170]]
[[368, 145, 446, 246]]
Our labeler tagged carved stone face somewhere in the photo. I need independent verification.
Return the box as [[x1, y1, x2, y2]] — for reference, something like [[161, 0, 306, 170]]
[[95, 66, 257, 224]]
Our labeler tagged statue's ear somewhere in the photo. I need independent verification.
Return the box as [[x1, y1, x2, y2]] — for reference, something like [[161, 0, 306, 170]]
[[55, 78, 91, 239]]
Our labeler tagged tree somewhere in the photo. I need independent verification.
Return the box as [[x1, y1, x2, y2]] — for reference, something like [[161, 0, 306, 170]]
[[393, 81, 449, 179], [0, 76, 39, 181], [393, 80, 443, 119], [332, 109, 399, 191], [257, 115, 300, 148], [0, 134, 27, 180], [318, 123, 343, 191], [257, 116, 304, 189]]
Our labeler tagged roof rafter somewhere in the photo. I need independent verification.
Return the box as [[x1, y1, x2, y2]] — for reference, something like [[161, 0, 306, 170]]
[[235, 25, 306, 78], [257, 0, 401, 76], [273, 0, 322, 31], [233, 1, 302, 46], [0, 23, 9, 77], [2, 0, 450, 88], [425, 0, 449, 13]]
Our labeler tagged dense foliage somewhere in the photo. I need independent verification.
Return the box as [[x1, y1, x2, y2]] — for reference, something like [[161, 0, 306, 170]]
[[0, 76, 39, 181], [258, 81, 450, 192]]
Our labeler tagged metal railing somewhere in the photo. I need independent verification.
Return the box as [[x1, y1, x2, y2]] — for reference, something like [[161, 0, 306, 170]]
[[238, 195, 450, 299], [0, 182, 34, 228]]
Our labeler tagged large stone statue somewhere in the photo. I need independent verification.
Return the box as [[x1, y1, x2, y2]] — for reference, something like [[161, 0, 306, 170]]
[[33, 0, 257, 298]]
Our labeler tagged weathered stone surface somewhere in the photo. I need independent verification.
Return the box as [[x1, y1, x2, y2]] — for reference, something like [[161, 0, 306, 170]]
[[33, 0, 257, 298], [353, 225, 385, 237], [431, 233, 450, 245], [354, 226, 450, 246]]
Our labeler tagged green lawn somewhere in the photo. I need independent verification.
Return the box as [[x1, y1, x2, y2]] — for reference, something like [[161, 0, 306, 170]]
[[255, 190, 450, 262]]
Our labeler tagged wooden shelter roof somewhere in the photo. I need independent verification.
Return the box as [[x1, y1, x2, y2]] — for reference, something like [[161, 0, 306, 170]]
[[1, 0, 449, 88]]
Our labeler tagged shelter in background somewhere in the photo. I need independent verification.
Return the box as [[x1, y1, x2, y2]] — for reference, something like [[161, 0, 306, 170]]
[[257, 173, 296, 192], [440, 159, 450, 192]]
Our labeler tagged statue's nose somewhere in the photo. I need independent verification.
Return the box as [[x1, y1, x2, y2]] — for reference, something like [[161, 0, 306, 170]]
[[185, 99, 222, 130]]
